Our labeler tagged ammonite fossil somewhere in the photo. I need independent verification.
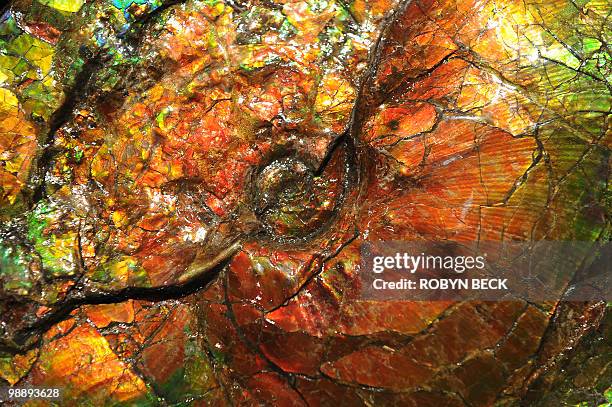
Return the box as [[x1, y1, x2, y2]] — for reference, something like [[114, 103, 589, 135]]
[[0, 0, 609, 405]]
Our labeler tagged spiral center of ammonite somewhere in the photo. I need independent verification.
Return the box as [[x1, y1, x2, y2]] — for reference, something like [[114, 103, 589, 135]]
[[253, 156, 341, 240]]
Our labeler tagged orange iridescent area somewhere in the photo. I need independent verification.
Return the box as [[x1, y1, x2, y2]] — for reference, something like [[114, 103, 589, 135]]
[[0, 0, 610, 405]]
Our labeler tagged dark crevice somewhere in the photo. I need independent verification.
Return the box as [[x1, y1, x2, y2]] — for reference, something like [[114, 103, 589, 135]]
[[28, 0, 191, 208], [30, 53, 105, 206], [315, 0, 413, 178], [2, 244, 238, 354]]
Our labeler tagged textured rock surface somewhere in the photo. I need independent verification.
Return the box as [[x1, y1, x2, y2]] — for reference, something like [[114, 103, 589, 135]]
[[0, 0, 609, 405]]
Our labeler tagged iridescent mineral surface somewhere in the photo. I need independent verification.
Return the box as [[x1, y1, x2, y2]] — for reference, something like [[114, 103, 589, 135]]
[[0, 0, 609, 405]]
